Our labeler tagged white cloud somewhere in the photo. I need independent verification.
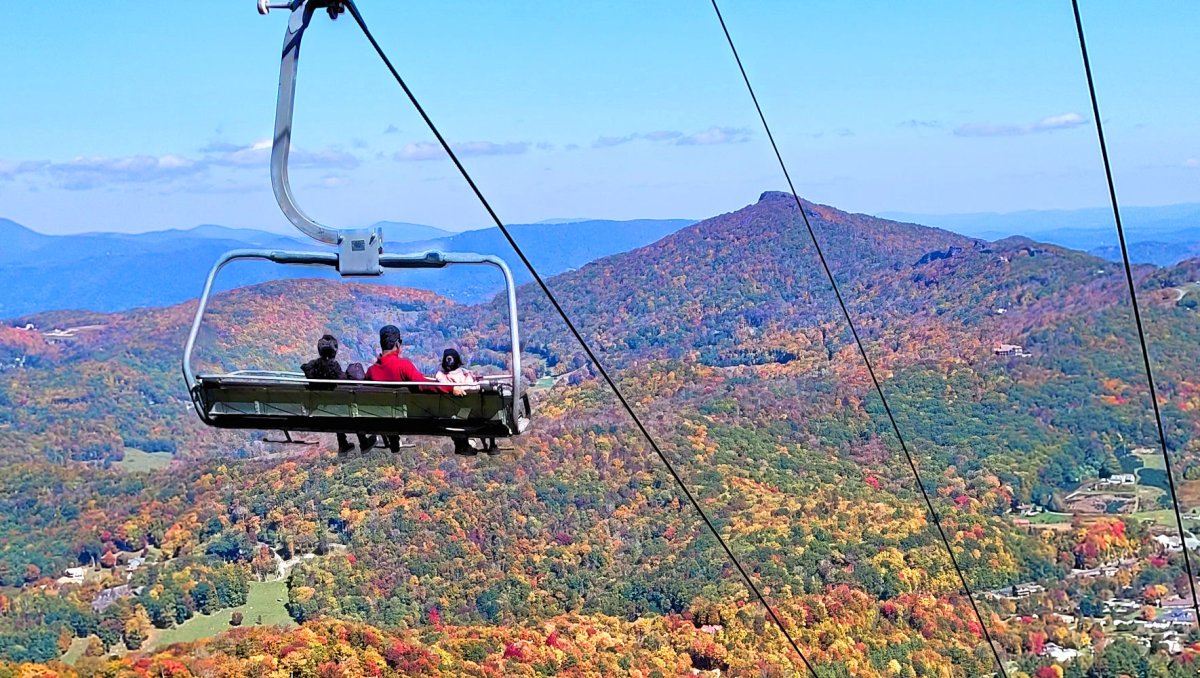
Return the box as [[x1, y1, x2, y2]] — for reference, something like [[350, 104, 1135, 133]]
[[395, 142, 444, 161], [593, 133, 640, 148], [38, 155, 204, 190], [676, 126, 750, 146], [205, 139, 359, 170], [1039, 113, 1085, 128], [954, 112, 1089, 137], [394, 140, 531, 161], [1, 138, 359, 191], [1185, 158, 1199, 168], [643, 130, 684, 142], [592, 127, 746, 148], [454, 141, 530, 157], [594, 130, 684, 147]]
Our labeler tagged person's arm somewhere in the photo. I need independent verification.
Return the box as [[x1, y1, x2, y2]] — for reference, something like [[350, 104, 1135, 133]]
[[398, 360, 452, 393]]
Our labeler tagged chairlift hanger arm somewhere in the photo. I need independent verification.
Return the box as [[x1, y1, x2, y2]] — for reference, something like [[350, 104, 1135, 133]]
[[264, 0, 341, 245], [263, 0, 384, 277]]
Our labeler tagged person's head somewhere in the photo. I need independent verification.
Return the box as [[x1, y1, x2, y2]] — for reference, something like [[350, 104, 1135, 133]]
[[379, 325, 403, 353], [317, 334, 338, 359], [441, 348, 462, 373]]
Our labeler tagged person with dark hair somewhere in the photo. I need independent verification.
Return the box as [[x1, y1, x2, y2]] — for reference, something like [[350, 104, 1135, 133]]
[[301, 334, 375, 454], [365, 325, 440, 386], [365, 325, 444, 452], [434, 348, 478, 397], [434, 347, 485, 455]]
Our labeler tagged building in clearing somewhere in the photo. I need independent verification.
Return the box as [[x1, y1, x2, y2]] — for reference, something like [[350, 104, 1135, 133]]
[[1041, 643, 1080, 663], [993, 343, 1030, 358], [56, 566, 87, 585]]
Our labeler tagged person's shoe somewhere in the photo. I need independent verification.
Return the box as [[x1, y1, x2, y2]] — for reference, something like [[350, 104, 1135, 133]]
[[453, 438, 477, 456], [358, 434, 377, 452]]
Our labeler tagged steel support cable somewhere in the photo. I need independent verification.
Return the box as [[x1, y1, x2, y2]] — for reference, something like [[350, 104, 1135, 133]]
[[339, 2, 820, 675], [707, 2, 1010, 675], [1071, 0, 1200, 626]]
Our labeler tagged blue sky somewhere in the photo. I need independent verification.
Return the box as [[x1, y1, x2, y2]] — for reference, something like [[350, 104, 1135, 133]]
[[2, 1, 1196, 235]]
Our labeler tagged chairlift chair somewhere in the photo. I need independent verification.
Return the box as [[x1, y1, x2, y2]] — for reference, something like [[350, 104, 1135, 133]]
[[182, 0, 531, 443]]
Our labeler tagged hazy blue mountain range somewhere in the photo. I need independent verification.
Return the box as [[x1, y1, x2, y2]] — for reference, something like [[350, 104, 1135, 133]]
[[883, 203, 1200, 265], [1087, 241, 1200, 267], [372, 220, 455, 242], [389, 219, 696, 302], [0, 217, 693, 318]]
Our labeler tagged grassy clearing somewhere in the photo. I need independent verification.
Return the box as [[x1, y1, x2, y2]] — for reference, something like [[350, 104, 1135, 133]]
[[116, 448, 172, 473], [1133, 449, 1167, 472], [1023, 512, 1074, 525], [60, 637, 90, 665], [149, 579, 293, 650], [1131, 509, 1183, 528]]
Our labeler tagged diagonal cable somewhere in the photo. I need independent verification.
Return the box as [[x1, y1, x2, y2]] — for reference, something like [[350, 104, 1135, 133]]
[[1071, 0, 1200, 626], [340, 1, 820, 674], [707, 1, 1010, 674]]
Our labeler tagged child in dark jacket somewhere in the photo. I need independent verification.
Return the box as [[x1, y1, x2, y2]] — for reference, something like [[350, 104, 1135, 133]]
[[301, 334, 375, 454]]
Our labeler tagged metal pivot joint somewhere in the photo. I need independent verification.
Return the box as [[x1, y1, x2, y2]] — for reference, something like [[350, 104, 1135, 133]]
[[262, 0, 381, 275]]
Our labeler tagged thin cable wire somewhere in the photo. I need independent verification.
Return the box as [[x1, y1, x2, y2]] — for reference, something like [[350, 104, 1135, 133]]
[[707, 2, 1009, 674], [340, 2, 820, 674], [1071, 0, 1200, 626]]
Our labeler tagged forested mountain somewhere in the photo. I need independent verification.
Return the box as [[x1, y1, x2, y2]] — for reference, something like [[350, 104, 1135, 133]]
[[392, 218, 696, 303], [2, 194, 1200, 676], [0, 217, 692, 317]]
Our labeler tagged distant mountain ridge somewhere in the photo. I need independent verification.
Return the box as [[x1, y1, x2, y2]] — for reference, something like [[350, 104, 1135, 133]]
[[390, 218, 695, 302], [0, 217, 694, 317], [371, 220, 455, 242], [883, 203, 1200, 266]]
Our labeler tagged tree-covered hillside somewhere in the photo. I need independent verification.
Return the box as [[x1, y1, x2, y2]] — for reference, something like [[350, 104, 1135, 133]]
[[2, 194, 1200, 676]]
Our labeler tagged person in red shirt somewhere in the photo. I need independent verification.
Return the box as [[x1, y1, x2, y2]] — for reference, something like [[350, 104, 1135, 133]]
[[367, 325, 459, 453], [367, 325, 476, 456], [365, 325, 440, 387]]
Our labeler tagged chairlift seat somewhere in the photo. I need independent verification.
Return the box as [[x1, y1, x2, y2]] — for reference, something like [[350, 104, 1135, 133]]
[[193, 372, 530, 438]]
